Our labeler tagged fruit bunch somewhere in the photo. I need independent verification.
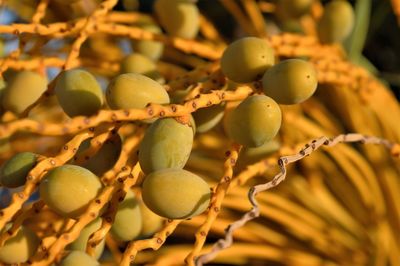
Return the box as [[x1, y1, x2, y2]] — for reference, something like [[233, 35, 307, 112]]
[[0, 0, 399, 265]]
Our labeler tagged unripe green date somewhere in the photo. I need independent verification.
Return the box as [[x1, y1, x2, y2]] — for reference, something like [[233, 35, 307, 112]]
[[193, 104, 225, 133], [221, 37, 275, 83], [0, 152, 38, 188], [55, 69, 104, 117], [225, 95, 282, 147], [2, 71, 47, 115], [132, 24, 164, 61], [262, 59, 318, 104], [142, 168, 211, 219], [0, 226, 40, 264], [154, 0, 200, 39], [68, 217, 105, 259], [317, 0, 355, 44], [40, 165, 103, 218], [139, 118, 193, 174], [120, 54, 164, 83], [139, 200, 164, 237], [106, 73, 169, 110], [110, 190, 142, 242], [80, 134, 122, 177]]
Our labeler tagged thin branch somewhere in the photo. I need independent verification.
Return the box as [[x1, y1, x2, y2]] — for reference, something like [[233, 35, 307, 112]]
[[195, 133, 399, 265]]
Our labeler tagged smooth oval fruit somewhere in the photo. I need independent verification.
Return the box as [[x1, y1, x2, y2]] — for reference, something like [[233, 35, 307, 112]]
[[139, 118, 193, 174], [2, 71, 47, 115], [68, 217, 105, 259], [0, 152, 38, 188], [225, 95, 282, 147], [317, 0, 354, 44], [120, 54, 164, 83], [142, 168, 211, 219], [55, 69, 104, 117], [60, 251, 99, 266], [154, 0, 200, 39], [110, 190, 142, 241], [221, 37, 275, 83], [193, 104, 225, 133], [132, 24, 164, 61], [139, 200, 164, 237], [106, 73, 169, 110], [262, 59, 318, 105], [0, 226, 40, 264], [39, 165, 103, 218], [80, 134, 122, 177]]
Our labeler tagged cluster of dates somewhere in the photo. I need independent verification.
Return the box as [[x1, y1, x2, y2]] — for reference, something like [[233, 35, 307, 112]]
[[0, 0, 355, 264]]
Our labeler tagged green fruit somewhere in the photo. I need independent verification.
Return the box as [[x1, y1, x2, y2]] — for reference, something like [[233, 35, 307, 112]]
[[142, 168, 211, 219], [80, 134, 122, 177], [262, 59, 318, 105], [0, 226, 40, 264], [0, 152, 38, 188], [55, 69, 104, 117], [225, 95, 281, 147], [193, 104, 225, 133], [139, 118, 193, 174], [39, 165, 103, 218], [139, 200, 164, 237], [120, 54, 164, 83], [110, 190, 142, 242], [2, 71, 47, 115], [60, 251, 99, 266], [277, 0, 313, 18], [154, 0, 200, 39], [132, 24, 164, 61], [68, 217, 105, 259], [317, 0, 355, 44], [106, 73, 170, 110], [221, 37, 275, 83]]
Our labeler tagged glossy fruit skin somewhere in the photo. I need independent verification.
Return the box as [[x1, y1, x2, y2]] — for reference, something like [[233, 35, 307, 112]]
[[193, 104, 225, 133], [39, 165, 103, 218], [120, 54, 164, 83], [80, 134, 122, 177], [139, 118, 193, 174], [154, 0, 200, 39], [60, 251, 99, 266], [317, 0, 355, 44], [68, 217, 105, 259], [106, 73, 169, 110], [220, 37, 275, 83], [2, 71, 47, 115], [132, 24, 164, 61], [0, 226, 40, 264], [0, 152, 38, 188], [142, 168, 211, 219], [110, 190, 142, 241], [262, 59, 318, 105], [226, 95, 282, 147], [55, 69, 104, 117], [139, 200, 164, 237]]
